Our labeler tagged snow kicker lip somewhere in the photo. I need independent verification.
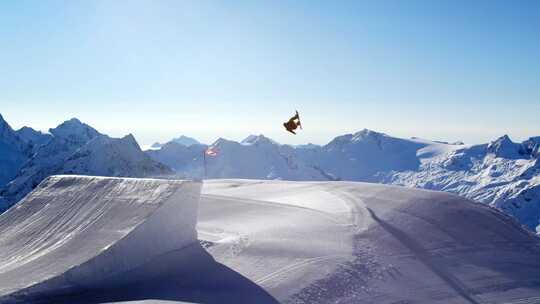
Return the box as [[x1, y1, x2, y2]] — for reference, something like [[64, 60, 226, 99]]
[[0, 175, 201, 303]]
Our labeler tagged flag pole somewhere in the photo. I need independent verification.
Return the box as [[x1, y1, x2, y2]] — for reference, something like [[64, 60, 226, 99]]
[[203, 149, 207, 179]]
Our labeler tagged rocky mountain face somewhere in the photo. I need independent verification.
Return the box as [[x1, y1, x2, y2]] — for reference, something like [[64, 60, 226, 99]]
[[0, 114, 31, 187], [0, 117, 172, 211], [62, 134, 172, 178], [15, 126, 52, 152]]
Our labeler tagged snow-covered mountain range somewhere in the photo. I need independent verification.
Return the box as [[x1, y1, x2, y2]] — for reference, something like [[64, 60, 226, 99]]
[[149, 130, 540, 232], [0, 113, 538, 232], [0, 116, 171, 211], [151, 135, 201, 149]]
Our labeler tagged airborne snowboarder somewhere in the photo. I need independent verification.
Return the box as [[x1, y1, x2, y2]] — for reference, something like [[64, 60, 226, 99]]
[[283, 110, 302, 135]]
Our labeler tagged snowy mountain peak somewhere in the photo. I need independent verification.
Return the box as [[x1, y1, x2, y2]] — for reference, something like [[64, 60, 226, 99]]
[[522, 137, 540, 158], [325, 129, 385, 147], [487, 135, 521, 159], [350, 130, 389, 147], [171, 135, 200, 146], [241, 134, 278, 146], [121, 134, 141, 149], [16, 127, 52, 146], [152, 135, 200, 149], [0, 114, 29, 186], [352, 129, 385, 141], [0, 113, 8, 128], [241, 134, 259, 144], [62, 118, 83, 126], [1, 128, 172, 207], [325, 129, 391, 153], [0, 114, 18, 144], [49, 118, 100, 144], [0, 113, 9, 127], [490, 134, 513, 145], [62, 134, 172, 178], [17, 126, 41, 138], [212, 137, 237, 147], [325, 133, 354, 147]]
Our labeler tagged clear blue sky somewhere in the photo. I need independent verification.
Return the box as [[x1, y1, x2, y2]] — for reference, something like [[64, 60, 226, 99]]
[[1, 0, 538, 146]]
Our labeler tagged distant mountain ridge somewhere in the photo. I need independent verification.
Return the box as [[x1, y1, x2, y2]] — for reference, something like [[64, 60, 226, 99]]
[[0, 114, 538, 233], [0, 116, 172, 211], [151, 135, 201, 149], [15, 126, 52, 153], [150, 130, 540, 232]]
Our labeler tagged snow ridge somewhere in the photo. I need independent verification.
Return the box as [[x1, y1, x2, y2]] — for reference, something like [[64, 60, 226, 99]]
[[0, 175, 201, 302], [151, 135, 201, 149]]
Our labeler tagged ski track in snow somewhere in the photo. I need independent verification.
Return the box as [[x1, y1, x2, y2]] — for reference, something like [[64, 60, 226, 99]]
[[366, 207, 480, 304]]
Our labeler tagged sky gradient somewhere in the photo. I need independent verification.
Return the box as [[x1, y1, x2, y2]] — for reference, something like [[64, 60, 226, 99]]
[[1, 0, 539, 146]]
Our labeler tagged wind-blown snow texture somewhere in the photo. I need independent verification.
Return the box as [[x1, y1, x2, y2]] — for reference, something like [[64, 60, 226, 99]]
[[1, 178, 539, 303], [0, 175, 201, 303], [149, 131, 540, 232]]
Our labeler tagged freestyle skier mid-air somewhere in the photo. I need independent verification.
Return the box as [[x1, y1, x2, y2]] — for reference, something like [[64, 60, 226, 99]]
[[283, 111, 302, 135]]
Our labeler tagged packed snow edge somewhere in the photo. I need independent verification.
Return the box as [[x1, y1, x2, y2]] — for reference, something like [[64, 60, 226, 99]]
[[0, 175, 201, 302]]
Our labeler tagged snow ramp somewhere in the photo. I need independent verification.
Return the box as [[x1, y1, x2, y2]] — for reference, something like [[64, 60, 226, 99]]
[[0, 175, 201, 303]]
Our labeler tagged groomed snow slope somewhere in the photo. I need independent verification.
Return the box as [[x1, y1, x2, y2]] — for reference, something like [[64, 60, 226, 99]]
[[2, 179, 540, 304], [199, 180, 540, 304], [0, 176, 201, 303]]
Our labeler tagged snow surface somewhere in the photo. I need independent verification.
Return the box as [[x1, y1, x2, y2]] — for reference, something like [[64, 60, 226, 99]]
[[147, 131, 540, 232], [0, 175, 201, 303], [1, 178, 539, 303]]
